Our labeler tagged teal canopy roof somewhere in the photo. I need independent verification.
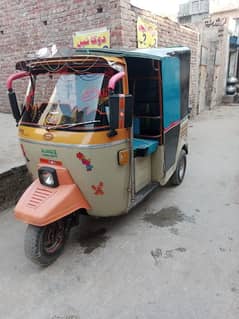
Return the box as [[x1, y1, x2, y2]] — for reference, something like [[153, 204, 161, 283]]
[[74, 47, 190, 60], [16, 46, 190, 71]]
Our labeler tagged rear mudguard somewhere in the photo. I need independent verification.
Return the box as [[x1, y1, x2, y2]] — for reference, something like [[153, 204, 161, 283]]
[[14, 165, 90, 226]]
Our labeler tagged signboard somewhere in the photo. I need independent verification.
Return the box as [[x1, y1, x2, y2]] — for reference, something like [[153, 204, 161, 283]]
[[137, 16, 158, 48], [73, 28, 110, 49]]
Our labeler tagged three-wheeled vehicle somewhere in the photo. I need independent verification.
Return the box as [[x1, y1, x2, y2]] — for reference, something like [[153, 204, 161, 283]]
[[7, 46, 190, 266]]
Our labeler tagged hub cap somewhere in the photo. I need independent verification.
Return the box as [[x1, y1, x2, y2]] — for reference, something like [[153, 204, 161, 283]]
[[43, 221, 65, 254]]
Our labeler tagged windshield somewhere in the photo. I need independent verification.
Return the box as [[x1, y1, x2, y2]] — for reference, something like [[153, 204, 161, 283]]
[[21, 71, 120, 129]]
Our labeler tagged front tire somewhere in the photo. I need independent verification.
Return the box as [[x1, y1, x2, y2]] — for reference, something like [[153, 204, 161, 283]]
[[24, 220, 67, 266], [170, 149, 187, 186]]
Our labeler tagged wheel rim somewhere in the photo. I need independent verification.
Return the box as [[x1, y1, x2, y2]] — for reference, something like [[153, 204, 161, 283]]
[[179, 156, 186, 180], [43, 221, 65, 254]]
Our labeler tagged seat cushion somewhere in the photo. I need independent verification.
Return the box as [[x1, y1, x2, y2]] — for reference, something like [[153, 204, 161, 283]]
[[133, 138, 159, 157]]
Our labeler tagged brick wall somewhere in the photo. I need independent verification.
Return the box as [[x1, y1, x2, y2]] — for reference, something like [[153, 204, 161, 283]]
[[0, 0, 199, 115]]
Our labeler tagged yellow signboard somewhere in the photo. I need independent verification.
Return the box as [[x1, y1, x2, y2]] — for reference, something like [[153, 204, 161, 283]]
[[137, 17, 158, 48], [73, 28, 110, 49]]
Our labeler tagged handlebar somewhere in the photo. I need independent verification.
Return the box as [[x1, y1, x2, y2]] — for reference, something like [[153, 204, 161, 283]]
[[7, 71, 30, 91], [108, 71, 125, 92]]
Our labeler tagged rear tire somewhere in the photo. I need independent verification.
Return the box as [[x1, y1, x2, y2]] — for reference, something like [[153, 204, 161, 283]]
[[170, 149, 187, 186], [24, 220, 67, 267]]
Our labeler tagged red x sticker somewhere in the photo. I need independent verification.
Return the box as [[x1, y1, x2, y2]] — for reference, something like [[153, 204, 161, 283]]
[[91, 181, 104, 195]]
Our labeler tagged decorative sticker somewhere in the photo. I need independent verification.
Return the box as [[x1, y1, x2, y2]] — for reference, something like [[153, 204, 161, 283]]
[[91, 182, 104, 195], [43, 132, 54, 141], [41, 149, 58, 158], [76, 152, 93, 171]]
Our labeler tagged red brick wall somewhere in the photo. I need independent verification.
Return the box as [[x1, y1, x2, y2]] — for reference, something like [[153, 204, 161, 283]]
[[0, 0, 199, 114]]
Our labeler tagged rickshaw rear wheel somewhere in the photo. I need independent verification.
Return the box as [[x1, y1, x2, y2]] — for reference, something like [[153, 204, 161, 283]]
[[170, 149, 187, 185], [24, 219, 67, 267]]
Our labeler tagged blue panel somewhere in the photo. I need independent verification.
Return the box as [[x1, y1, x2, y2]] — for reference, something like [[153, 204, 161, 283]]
[[161, 57, 181, 129]]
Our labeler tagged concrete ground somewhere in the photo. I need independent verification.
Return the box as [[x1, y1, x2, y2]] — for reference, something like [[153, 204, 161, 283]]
[[0, 113, 24, 173], [1, 105, 239, 319]]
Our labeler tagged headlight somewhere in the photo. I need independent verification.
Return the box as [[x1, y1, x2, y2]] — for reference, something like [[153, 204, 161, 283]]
[[38, 167, 59, 188]]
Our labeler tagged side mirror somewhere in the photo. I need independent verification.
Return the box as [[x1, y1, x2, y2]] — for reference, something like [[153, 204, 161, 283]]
[[108, 94, 133, 137]]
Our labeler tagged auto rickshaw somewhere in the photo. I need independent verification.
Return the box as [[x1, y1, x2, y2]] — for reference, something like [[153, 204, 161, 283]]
[[7, 46, 190, 266]]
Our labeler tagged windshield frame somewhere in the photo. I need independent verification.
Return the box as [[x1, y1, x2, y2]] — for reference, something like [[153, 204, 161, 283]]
[[20, 69, 123, 131]]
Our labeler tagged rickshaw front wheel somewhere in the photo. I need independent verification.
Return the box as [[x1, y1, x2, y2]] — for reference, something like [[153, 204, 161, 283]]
[[24, 219, 67, 267], [170, 149, 187, 185]]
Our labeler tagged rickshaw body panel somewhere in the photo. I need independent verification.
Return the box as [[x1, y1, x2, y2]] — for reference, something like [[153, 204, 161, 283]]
[[151, 117, 188, 185], [19, 127, 131, 217]]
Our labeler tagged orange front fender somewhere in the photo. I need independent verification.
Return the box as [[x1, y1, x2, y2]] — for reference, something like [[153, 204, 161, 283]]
[[15, 165, 90, 226]]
